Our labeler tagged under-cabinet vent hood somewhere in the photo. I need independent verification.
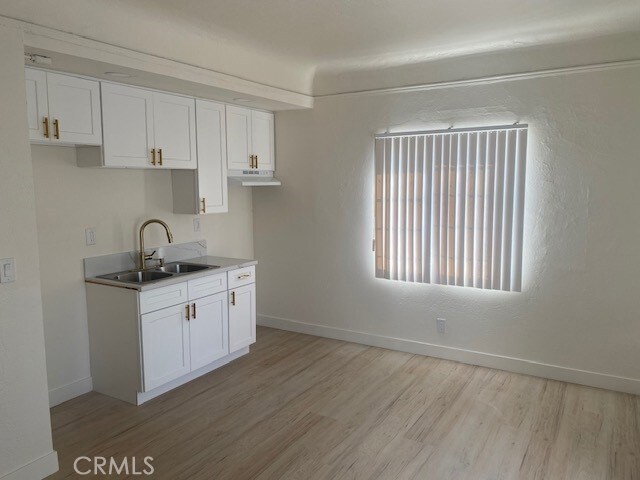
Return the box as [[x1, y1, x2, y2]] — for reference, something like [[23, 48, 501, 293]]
[[228, 170, 281, 187]]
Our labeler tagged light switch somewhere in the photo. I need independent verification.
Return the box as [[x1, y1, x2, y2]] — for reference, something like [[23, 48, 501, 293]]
[[0, 258, 16, 283]]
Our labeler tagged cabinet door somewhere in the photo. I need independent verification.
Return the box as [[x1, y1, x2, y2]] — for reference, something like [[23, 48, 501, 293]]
[[251, 110, 275, 171], [189, 292, 229, 370], [228, 283, 256, 353], [46, 72, 102, 145], [25, 68, 49, 142], [101, 83, 155, 168], [226, 105, 252, 170], [141, 303, 190, 391], [196, 99, 228, 213], [152, 92, 196, 169]]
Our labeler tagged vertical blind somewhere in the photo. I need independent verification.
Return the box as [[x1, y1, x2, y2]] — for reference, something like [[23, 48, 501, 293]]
[[374, 125, 527, 291]]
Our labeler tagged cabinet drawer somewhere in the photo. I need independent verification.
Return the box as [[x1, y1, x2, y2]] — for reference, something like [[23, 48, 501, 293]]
[[139, 282, 188, 314], [188, 272, 227, 300], [228, 266, 255, 289]]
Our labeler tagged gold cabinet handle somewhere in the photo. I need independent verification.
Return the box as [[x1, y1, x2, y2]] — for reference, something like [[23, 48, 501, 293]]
[[192, 303, 196, 319], [53, 119, 60, 139], [151, 148, 156, 165], [158, 148, 163, 166], [200, 198, 206, 214], [230, 291, 236, 306], [185, 304, 191, 320], [249, 155, 253, 168], [43, 117, 50, 138], [237, 273, 251, 280]]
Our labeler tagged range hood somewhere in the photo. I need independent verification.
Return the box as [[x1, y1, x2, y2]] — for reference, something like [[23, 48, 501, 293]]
[[228, 170, 281, 187]]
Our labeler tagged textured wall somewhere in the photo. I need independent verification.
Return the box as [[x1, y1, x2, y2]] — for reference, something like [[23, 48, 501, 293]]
[[254, 64, 640, 384], [0, 25, 57, 478], [31, 145, 254, 401]]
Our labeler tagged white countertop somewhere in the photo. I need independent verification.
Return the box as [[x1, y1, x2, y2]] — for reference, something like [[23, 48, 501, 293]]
[[85, 255, 257, 291]]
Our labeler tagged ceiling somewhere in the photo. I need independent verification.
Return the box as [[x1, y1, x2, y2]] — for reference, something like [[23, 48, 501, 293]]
[[2, 0, 639, 99], [114, 0, 640, 71]]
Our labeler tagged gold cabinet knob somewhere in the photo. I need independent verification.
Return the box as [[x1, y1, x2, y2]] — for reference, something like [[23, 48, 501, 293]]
[[151, 149, 157, 165]]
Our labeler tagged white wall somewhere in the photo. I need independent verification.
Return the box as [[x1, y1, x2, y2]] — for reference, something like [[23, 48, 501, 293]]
[[0, 25, 58, 480], [31, 145, 254, 404], [254, 63, 640, 393]]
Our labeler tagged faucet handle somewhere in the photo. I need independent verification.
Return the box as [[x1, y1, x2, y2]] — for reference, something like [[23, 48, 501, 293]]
[[144, 250, 157, 260]]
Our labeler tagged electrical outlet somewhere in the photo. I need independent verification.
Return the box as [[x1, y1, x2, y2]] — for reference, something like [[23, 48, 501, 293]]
[[193, 217, 201, 233], [436, 318, 446, 334], [0, 258, 16, 283], [85, 228, 96, 246]]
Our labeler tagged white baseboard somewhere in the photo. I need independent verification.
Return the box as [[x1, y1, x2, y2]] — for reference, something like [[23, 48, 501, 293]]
[[258, 314, 640, 395], [49, 376, 93, 407], [1, 451, 58, 480]]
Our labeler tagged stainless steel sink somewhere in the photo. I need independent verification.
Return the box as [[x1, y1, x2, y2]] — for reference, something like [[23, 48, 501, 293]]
[[110, 271, 174, 283], [96, 262, 220, 285], [157, 263, 219, 274]]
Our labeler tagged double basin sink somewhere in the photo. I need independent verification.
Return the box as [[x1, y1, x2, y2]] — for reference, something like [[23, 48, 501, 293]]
[[97, 262, 220, 285]]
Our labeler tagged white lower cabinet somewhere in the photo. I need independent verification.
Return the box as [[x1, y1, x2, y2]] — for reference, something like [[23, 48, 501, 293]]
[[229, 283, 256, 353], [189, 292, 229, 370], [141, 303, 191, 391], [86, 265, 257, 405]]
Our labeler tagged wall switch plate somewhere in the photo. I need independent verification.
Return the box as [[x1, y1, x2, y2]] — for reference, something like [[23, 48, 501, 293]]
[[436, 318, 446, 334], [85, 228, 96, 246], [0, 258, 16, 283], [193, 217, 201, 233]]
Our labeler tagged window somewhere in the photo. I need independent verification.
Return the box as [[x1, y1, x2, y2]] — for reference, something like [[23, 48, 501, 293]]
[[374, 125, 527, 291]]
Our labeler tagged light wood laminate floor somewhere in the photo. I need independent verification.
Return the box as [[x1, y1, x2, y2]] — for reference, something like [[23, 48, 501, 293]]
[[49, 327, 639, 479]]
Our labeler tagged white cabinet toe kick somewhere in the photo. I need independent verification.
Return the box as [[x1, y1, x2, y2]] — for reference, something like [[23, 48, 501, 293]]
[[85, 265, 256, 405]]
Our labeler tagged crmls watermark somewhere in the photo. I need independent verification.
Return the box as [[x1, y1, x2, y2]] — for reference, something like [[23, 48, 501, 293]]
[[73, 456, 155, 476]]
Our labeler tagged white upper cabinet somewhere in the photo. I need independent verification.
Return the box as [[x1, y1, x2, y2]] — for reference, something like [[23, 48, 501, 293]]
[[172, 99, 228, 214], [25, 68, 48, 141], [152, 92, 197, 169], [25, 68, 101, 145], [226, 105, 275, 172], [47, 73, 102, 145], [197, 101, 228, 213], [95, 83, 196, 169], [26, 67, 276, 178], [226, 105, 252, 170], [101, 83, 154, 168], [251, 110, 275, 171]]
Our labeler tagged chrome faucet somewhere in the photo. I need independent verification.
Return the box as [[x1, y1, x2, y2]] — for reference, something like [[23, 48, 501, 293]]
[[138, 219, 174, 270]]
